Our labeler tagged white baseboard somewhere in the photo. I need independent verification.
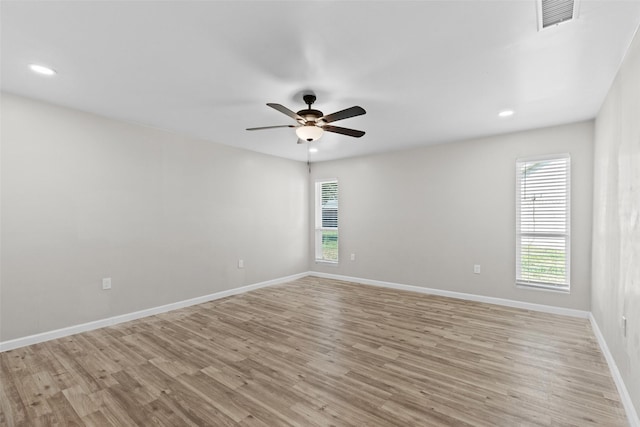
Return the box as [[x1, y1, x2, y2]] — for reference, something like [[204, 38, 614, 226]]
[[309, 271, 590, 318], [0, 272, 307, 352], [0, 271, 587, 353], [589, 314, 639, 427]]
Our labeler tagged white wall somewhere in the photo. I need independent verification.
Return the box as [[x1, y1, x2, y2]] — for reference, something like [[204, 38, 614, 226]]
[[593, 26, 640, 416], [310, 121, 594, 310], [0, 93, 308, 342]]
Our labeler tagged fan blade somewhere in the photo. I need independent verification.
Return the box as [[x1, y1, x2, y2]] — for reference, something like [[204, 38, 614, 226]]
[[246, 125, 296, 131], [320, 106, 366, 123], [322, 125, 365, 138], [267, 103, 304, 121]]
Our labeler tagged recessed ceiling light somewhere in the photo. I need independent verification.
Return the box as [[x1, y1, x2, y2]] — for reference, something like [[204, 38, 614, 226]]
[[29, 64, 56, 76], [309, 148, 318, 153], [498, 110, 514, 118]]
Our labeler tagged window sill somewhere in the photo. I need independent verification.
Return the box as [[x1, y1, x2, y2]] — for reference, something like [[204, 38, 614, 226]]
[[315, 260, 339, 266], [516, 282, 570, 294]]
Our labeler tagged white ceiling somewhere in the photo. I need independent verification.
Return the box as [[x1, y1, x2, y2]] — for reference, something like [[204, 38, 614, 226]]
[[2, 1, 639, 162]]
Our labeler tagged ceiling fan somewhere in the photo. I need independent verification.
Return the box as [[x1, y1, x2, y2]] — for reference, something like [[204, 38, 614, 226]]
[[246, 94, 366, 143]]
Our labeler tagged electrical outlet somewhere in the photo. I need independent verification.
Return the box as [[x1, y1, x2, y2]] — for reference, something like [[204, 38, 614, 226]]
[[473, 265, 481, 274], [622, 316, 627, 337], [350, 253, 356, 261], [238, 259, 244, 269], [102, 277, 112, 290]]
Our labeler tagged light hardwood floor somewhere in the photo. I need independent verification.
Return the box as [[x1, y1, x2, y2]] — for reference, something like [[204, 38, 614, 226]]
[[0, 277, 628, 426]]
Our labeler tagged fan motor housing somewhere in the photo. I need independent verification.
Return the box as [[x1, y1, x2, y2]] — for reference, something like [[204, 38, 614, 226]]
[[297, 109, 323, 121]]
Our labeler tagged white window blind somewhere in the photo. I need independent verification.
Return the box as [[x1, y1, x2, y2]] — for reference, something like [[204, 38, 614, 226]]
[[315, 180, 338, 262], [516, 154, 570, 291]]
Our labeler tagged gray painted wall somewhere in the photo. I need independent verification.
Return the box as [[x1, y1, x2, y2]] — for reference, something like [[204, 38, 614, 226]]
[[0, 93, 309, 341], [593, 27, 640, 416], [310, 121, 594, 311]]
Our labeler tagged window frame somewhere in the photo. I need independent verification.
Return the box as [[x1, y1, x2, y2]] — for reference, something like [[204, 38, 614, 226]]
[[515, 153, 571, 292], [315, 179, 339, 264]]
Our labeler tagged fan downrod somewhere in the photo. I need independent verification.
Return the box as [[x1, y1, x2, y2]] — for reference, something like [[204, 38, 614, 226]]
[[303, 94, 317, 108]]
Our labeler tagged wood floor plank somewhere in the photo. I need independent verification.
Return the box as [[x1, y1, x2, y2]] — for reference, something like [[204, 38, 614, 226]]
[[0, 277, 629, 426]]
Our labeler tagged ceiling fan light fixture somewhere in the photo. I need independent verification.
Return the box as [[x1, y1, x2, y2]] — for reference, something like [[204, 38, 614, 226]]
[[296, 124, 324, 142]]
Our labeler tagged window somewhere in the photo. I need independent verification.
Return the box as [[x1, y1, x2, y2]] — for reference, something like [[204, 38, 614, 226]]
[[315, 180, 338, 262], [516, 154, 570, 291]]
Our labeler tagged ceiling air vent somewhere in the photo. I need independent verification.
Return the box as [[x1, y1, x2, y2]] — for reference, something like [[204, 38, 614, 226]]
[[537, 0, 579, 31]]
